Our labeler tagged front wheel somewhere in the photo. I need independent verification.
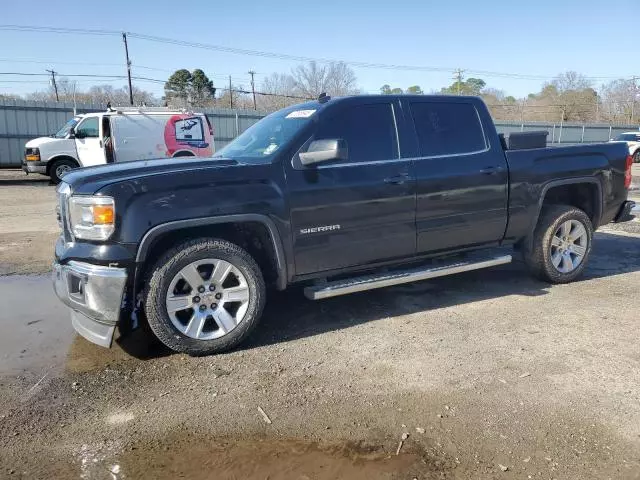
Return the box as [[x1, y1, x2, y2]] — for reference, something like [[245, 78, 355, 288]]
[[144, 238, 266, 355], [523, 205, 593, 284], [49, 158, 78, 184]]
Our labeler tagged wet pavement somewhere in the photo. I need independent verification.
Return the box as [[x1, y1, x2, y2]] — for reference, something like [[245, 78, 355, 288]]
[[0, 275, 73, 376]]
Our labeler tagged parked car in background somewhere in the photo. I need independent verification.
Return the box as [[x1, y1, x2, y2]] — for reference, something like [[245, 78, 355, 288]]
[[52, 95, 635, 356], [611, 132, 640, 163], [22, 108, 214, 183]]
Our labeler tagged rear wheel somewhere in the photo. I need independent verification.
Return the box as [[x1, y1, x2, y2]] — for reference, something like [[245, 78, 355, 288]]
[[523, 205, 593, 284], [633, 150, 640, 163], [144, 238, 265, 355], [49, 158, 77, 184]]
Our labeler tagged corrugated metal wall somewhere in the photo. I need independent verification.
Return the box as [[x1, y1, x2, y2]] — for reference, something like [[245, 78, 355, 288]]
[[494, 121, 638, 144], [0, 99, 265, 167], [1, 99, 638, 167], [0, 99, 104, 167]]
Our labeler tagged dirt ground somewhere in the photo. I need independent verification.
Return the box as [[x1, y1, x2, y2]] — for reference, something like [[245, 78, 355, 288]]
[[1, 167, 640, 479], [0, 170, 58, 275]]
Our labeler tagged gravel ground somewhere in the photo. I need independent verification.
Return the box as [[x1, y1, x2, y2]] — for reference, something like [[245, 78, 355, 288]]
[[0, 167, 639, 479]]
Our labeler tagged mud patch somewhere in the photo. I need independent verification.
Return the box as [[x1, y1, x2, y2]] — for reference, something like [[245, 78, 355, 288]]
[[116, 434, 425, 480]]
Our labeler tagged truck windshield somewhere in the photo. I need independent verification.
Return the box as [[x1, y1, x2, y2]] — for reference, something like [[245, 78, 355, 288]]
[[213, 111, 314, 161], [53, 117, 80, 139]]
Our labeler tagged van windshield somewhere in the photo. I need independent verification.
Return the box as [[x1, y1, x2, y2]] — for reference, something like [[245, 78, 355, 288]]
[[53, 117, 81, 139], [213, 110, 315, 162]]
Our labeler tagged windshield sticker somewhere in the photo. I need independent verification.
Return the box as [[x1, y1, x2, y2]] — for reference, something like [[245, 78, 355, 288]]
[[285, 109, 316, 119], [263, 144, 278, 155]]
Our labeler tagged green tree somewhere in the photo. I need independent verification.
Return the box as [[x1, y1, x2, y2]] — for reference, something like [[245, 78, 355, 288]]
[[190, 69, 216, 107], [164, 69, 216, 107], [381, 85, 412, 94], [165, 69, 192, 105], [406, 85, 423, 94], [441, 77, 486, 96]]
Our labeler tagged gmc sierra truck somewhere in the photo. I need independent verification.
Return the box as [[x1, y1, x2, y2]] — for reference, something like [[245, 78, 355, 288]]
[[53, 95, 636, 356]]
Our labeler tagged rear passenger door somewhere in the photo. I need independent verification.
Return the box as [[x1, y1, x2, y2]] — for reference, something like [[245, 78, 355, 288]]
[[286, 99, 416, 276], [407, 99, 508, 253]]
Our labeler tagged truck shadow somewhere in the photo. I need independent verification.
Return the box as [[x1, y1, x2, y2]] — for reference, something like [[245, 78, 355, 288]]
[[243, 231, 640, 351], [110, 230, 639, 360]]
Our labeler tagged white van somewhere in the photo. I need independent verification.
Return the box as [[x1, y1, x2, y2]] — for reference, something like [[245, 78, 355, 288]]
[[22, 108, 215, 183]]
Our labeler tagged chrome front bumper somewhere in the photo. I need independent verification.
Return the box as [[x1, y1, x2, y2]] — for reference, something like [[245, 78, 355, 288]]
[[53, 260, 127, 348], [22, 161, 47, 174]]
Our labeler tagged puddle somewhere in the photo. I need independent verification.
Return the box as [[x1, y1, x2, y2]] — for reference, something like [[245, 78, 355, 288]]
[[114, 435, 424, 480], [0, 275, 73, 376]]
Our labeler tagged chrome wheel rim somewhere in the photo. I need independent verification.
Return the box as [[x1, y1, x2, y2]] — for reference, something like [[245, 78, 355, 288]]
[[56, 164, 72, 178], [165, 259, 250, 340], [550, 219, 588, 274]]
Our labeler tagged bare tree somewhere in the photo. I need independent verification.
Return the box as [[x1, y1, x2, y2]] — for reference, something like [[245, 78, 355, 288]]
[[258, 73, 300, 111], [291, 61, 358, 98], [600, 78, 638, 123], [25, 81, 158, 107]]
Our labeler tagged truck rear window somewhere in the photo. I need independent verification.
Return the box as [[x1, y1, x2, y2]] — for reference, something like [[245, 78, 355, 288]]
[[410, 102, 486, 157]]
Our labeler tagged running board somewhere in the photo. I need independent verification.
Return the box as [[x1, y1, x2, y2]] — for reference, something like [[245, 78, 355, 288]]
[[304, 253, 512, 300]]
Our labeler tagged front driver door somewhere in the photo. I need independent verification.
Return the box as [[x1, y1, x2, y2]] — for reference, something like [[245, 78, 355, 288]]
[[286, 99, 416, 276], [74, 116, 106, 167]]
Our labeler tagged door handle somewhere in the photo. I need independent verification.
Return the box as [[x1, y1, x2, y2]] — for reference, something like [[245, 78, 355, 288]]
[[384, 173, 410, 185], [479, 166, 502, 175]]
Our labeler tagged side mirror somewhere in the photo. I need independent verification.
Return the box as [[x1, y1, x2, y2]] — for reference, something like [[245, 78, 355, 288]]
[[299, 139, 348, 166], [68, 127, 76, 139]]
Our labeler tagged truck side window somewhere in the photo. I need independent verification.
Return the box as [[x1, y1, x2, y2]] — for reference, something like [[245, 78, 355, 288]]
[[315, 103, 398, 163], [410, 103, 486, 157], [75, 118, 100, 138]]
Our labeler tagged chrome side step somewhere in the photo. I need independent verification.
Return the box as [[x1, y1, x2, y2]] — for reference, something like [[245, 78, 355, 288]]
[[304, 253, 512, 300]]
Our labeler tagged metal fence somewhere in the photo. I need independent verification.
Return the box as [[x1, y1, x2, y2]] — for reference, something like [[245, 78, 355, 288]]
[[494, 121, 639, 144], [0, 98, 265, 167], [1, 98, 639, 167]]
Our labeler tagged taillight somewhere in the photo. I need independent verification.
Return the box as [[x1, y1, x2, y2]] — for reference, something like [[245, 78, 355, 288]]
[[624, 154, 633, 189]]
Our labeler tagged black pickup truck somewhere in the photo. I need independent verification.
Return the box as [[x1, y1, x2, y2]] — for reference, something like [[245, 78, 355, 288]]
[[53, 95, 636, 355]]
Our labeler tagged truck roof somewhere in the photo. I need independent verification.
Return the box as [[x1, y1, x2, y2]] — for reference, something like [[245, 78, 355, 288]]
[[78, 109, 204, 118], [280, 94, 482, 116]]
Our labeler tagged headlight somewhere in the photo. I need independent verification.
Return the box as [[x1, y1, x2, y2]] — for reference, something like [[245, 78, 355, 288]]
[[68, 196, 115, 241], [25, 147, 40, 162]]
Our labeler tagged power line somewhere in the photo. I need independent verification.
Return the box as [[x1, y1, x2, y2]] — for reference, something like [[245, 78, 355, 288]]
[[1, 24, 635, 81]]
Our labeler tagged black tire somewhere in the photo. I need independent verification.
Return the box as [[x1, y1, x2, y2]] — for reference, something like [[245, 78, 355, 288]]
[[144, 238, 266, 356], [633, 150, 640, 163], [522, 205, 593, 284], [49, 158, 77, 184], [173, 151, 195, 158]]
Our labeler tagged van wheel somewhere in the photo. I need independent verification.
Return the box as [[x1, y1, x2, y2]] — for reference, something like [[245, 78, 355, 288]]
[[50, 158, 77, 184], [144, 238, 266, 356], [523, 205, 593, 284], [173, 151, 195, 158]]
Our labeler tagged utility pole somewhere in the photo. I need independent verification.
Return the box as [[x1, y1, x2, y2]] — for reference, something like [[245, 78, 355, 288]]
[[248, 70, 257, 110], [46, 69, 59, 102], [453, 69, 464, 95], [631, 76, 638, 123], [229, 75, 233, 109], [122, 33, 134, 106]]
